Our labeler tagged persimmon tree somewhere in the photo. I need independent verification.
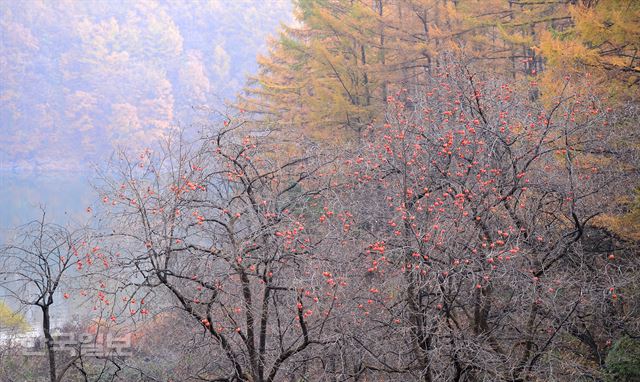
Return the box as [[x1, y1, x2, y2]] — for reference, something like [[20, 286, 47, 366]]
[[94, 121, 342, 381], [315, 64, 639, 381], [0, 211, 90, 382]]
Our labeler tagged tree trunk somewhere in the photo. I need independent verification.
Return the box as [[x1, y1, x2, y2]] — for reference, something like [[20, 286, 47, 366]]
[[42, 305, 57, 382]]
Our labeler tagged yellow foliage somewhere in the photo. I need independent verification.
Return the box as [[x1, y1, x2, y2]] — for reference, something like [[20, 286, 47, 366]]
[[242, 0, 638, 148], [497, 24, 534, 46], [538, 0, 639, 101], [594, 213, 640, 242], [0, 301, 29, 332]]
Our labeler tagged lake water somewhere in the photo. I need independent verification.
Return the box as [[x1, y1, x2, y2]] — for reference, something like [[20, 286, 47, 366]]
[[0, 170, 94, 244]]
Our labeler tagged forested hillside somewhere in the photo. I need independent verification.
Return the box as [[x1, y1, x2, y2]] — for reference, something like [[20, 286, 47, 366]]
[[1, 0, 292, 171], [1, 1, 638, 381], [240, 0, 638, 134]]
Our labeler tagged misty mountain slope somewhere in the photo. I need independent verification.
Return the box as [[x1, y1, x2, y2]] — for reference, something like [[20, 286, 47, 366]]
[[0, 0, 293, 172]]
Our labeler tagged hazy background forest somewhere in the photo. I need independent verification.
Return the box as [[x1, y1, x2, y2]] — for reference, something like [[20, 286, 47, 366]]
[[0, 0, 292, 233], [1, 1, 639, 381]]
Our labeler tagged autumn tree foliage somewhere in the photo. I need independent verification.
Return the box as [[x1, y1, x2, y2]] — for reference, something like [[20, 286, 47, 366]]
[[2, 2, 639, 382], [0, 301, 28, 333], [539, 0, 640, 101], [238, 0, 610, 139], [0, 0, 292, 171]]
